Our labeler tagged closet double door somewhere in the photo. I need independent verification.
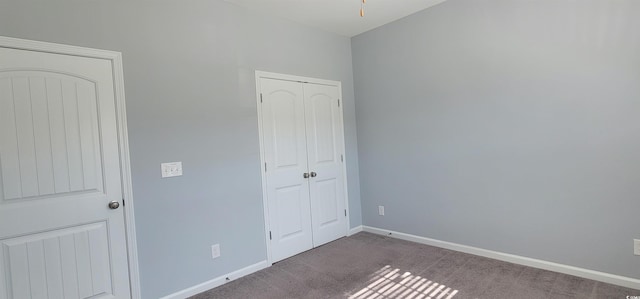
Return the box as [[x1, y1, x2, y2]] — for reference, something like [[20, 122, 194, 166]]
[[259, 76, 347, 263]]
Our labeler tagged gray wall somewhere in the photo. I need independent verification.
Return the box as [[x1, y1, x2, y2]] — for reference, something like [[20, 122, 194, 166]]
[[353, 0, 640, 279], [0, 0, 362, 297]]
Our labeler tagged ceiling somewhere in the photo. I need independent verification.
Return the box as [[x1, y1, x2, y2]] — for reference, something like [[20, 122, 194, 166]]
[[223, 0, 448, 37]]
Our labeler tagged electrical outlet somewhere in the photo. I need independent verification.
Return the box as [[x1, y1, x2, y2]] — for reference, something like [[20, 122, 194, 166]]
[[211, 244, 221, 259], [634, 239, 640, 256], [378, 205, 385, 216]]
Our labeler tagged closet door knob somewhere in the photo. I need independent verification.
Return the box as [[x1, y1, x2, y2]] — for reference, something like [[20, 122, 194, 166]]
[[310, 172, 317, 177], [108, 201, 120, 210], [303, 173, 310, 178]]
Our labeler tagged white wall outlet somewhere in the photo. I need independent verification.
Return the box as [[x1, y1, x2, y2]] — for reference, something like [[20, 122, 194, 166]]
[[378, 205, 385, 216], [161, 162, 183, 178], [211, 244, 221, 259], [634, 239, 640, 256]]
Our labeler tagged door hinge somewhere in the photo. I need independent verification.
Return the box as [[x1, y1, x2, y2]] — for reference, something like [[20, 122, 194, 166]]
[[260, 93, 263, 103], [264, 162, 267, 172], [338, 99, 340, 107], [122, 198, 125, 206], [269, 231, 272, 240], [341, 154, 344, 162], [344, 209, 347, 217]]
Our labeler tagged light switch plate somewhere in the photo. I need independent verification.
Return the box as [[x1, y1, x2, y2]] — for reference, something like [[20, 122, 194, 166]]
[[634, 239, 640, 256], [161, 162, 183, 178]]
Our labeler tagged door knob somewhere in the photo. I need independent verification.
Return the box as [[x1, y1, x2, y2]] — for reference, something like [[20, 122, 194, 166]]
[[310, 172, 317, 177], [303, 173, 310, 178], [108, 201, 120, 210]]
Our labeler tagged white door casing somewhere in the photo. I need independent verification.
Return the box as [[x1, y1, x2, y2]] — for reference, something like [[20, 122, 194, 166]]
[[0, 38, 138, 299], [256, 71, 349, 264]]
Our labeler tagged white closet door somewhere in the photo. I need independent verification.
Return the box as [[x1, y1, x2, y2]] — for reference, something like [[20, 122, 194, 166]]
[[303, 83, 347, 246], [0, 48, 131, 298], [260, 78, 313, 263]]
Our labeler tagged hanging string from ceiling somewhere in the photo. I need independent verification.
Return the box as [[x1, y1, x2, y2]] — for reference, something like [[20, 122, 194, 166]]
[[360, 0, 366, 17]]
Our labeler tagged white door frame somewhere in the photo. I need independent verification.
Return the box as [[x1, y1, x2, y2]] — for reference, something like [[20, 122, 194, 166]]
[[0, 36, 141, 299], [255, 70, 350, 264]]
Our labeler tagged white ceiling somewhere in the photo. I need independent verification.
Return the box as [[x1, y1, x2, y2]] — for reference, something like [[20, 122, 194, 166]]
[[224, 0, 448, 37]]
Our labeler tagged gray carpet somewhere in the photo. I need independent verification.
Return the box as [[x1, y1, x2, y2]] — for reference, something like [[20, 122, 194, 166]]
[[190, 232, 638, 299]]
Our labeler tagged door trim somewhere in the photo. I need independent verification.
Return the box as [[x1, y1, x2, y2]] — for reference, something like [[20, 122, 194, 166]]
[[255, 70, 350, 264], [0, 36, 141, 299]]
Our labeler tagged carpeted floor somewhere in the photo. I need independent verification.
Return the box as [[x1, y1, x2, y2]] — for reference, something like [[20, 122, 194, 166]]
[[190, 232, 639, 299]]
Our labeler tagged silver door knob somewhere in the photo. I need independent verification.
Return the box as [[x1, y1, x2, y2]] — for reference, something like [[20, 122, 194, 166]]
[[303, 173, 310, 178], [310, 172, 317, 177], [108, 201, 120, 210]]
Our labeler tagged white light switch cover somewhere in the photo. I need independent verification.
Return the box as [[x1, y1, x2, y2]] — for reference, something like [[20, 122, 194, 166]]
[[161, 162, 183, 178]]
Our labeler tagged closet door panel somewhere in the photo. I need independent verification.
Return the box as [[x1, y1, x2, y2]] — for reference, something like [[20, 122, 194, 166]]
[[303, 83, 347, 246], [260, 78, 313, 262]]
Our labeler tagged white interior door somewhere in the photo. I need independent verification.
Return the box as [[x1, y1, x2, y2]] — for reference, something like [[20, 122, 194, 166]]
[[303, 83, 347, 246], [0, 47, 131, 298], [260, 78, 313, 263], [259, 74, 348, 263]]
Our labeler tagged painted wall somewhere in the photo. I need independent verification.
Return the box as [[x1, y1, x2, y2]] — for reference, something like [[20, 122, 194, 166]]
[[0, 0, 362, 297], [353, 0, 640, 279]]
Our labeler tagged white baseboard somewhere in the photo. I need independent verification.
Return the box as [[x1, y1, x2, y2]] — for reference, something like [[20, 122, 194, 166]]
[[159, 260, 270, 299], [362, 226, 640, 290], [348, 225, 363, 236]]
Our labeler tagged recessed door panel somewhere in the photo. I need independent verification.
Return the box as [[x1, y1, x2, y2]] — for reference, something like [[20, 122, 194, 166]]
[[272, 92, 300, 168], [1, 222, 112, 299], [275, 185, 306, 239], [0, 72, 103, 203], [314, 178, 339, 228], [309, 96, 335, 164]]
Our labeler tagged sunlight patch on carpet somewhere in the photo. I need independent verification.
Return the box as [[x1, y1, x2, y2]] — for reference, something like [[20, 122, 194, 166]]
[[348, 265, 458, 299]]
